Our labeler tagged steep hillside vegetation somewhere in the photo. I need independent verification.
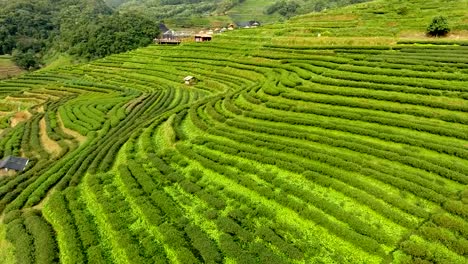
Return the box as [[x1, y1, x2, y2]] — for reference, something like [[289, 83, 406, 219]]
[[112, 0, 373, 26], [0, 0, 467, 263], [0, 0, 158, 70], [0, 56, 23, 80], [228, 0, 468, 41]]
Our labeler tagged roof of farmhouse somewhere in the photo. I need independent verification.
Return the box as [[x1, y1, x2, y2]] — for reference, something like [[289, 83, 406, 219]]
[[0, 156, 29, 171]]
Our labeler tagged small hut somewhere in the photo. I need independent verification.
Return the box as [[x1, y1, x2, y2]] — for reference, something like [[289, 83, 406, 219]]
[[184, 76, 197, 85], [159, 23, 169, 33], [155, 29, 182, 45], [163, 30, 176, 40], [250, 21, 261, 27], [237, 21, 261, 28], [194, 34, 212, 42], [0, 156, 29, 172]]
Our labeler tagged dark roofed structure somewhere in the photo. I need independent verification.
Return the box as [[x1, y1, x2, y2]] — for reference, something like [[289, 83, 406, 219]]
[[0, 156, 29, 171], [237, 21, 261, 28], [159, 23, 169, 33]]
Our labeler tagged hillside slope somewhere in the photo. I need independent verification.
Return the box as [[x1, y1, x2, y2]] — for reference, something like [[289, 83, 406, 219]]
[[112, 0, 374, 26], [0, 56, 23, 80], [0, 0, 467, 263], [0, 0, 158, 70], [225, 0, 468, 43]]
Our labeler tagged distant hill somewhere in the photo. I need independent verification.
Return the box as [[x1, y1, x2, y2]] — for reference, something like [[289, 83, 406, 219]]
[[220, 0, 468, 45], [109, 0, 373, 27], [0, 0, 377, 70]]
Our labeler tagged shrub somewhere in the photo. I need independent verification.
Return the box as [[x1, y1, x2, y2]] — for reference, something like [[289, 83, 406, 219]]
[[427, 16, 450, 37]]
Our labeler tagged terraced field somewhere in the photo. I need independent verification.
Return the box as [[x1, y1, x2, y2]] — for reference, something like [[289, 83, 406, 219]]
[[1, 0, 468, 261], [0, 56, 23, 80], [1, 37, 467, 263]]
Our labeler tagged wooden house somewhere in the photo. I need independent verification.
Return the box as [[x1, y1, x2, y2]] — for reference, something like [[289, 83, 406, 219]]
[[195, 34, 212, 42], [155, 30, 182, 45]]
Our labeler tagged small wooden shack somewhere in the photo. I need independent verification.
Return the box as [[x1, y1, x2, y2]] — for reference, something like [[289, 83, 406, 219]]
[[194, 34, 212, 42], [184, 76, 197, 85], [0, 156, 29, 172], [155, 38, 181, 45]]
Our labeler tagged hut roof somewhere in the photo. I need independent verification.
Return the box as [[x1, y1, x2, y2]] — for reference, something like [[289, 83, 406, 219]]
[[0, 156, 29, 171], [195, 34, 212, 38], [159, 23, 169, 33]]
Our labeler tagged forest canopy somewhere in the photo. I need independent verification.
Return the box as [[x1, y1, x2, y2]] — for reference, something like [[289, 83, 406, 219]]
[[0, 0, 159, 69]]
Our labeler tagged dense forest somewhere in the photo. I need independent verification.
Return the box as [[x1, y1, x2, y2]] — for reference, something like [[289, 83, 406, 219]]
[[0, 0, 159, 69]]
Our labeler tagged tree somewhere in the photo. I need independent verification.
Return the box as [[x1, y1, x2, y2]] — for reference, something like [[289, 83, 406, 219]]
[[66, 12, 160, 59], [12, 49, 41, 70], [427, 16, 450, 37], [265, 0, 299, 18]]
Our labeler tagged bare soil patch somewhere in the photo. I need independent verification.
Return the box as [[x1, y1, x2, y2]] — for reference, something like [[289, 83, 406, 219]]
[[36, 105, 45, 113], [399, 31, 468, 40], [39, 118, 61, 157], [0, 57, 23, 80], [10, 111, 32, 127], [0, 170, 15, 178], [56, 112, 87, 143]]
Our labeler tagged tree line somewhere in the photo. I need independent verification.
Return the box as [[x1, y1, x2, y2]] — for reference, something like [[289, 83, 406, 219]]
[[0, 0, 159, 70]]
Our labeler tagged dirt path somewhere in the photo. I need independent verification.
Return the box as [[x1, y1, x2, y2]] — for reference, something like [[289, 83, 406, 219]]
[[56, 112, 87, 144], [39, 118, 61, 157], [0, 170, 15, 178], [32, 188, 55, 210], [36, 105, 44, 113], [10, 111, 32, 127]]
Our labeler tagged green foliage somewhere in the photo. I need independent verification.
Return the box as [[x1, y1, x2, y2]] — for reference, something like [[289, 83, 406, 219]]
[[1, 3, 468, 264], [64, 12, 159, 59], [6, 218, 34, 264], [427, 16, 450, 37], [265, 0, 300, 18], [0, 0, 158, 69]]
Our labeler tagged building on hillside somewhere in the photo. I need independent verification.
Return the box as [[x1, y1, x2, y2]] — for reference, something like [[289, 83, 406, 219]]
[[155, 38, 181, 45], [251, 21, 260, 27], [163, 30, 176, 39], [194, 34, 212, 42], [0, 156, 29, 172], [155, 30, 181, 45], [184, 76, 197, 85], [159, 23, 169, 33], [237, 21, 261, 28], [155, 29, 194, 45]]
